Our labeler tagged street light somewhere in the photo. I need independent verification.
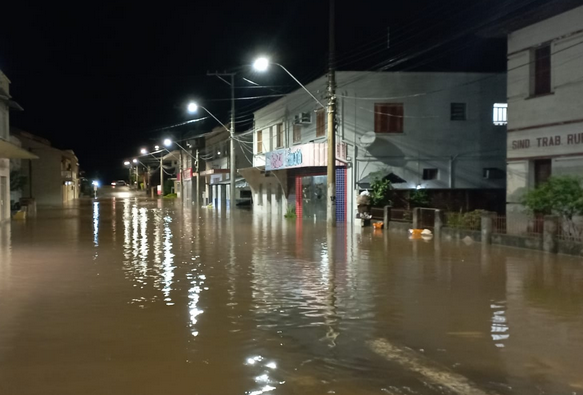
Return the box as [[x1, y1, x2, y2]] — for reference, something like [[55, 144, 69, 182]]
[[252, 57, 325, 108], [163, 138, 172, 147], [140, 148, 148, 155], [186, 102, 236, 207]]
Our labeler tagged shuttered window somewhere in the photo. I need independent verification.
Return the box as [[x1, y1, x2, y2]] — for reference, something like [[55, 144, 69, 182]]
[[257, 130, 263, 153], [450, 103, 467, 121], [374, 103, 404, 133], [293, 124, 301, 143], [316, 109, 326, 137], [276, 123, 284, 148], [534, 45, 551, 96]]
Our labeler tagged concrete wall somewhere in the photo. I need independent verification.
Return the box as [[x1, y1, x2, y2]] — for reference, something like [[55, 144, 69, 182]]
[[16, 134, 78, 207], [252, 71, 506, 218], [0, 71, 11, 222], [506, 6, 583, 211]]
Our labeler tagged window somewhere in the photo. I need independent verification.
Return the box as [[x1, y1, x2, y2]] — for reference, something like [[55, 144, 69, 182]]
[[293, 124, 302, 143], [240, 190, 252, 199], [450, 103, 467, 121], [534, 159, 551, 187], [533, 45, 551, 95], [316, 109, 326, 137], [422, 168, 438, 180], [483, 168, 505, 179], [276, 123, 284, 148], [374, 103, 404, 133], [493, 103, 507, 125], [257, 130, 263, 153]]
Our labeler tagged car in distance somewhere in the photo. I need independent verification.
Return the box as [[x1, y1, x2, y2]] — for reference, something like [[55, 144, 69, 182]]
[[111, 180, 127, 187]]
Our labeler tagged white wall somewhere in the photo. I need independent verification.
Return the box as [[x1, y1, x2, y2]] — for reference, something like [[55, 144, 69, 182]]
[[506, 6, 583, 211], [253, 71, 507, 191], [0, 72, 11, 222]]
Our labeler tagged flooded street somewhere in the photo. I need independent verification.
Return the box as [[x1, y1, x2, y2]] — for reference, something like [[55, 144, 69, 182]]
[[1, 198, 583, 395]]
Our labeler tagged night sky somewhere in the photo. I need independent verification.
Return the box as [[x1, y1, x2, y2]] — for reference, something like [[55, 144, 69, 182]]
[[0, 0, 568, 181]]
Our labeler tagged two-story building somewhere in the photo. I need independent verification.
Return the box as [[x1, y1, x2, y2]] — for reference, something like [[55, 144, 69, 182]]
[[506, 5, 583, 212], [12, 128, 80, 206], [0, 70, 36, 222], [180, 125, 252, 207], [244, 71, 508, 222]]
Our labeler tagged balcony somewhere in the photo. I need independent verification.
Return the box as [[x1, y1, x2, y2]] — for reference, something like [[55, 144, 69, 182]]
[[61, 170, 73, 180]]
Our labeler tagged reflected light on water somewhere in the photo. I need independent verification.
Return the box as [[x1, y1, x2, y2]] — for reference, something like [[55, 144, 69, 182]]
[[491, 301, 510, 348], [92, 202, 99, 247], [245, 355, 281, 395], [161, 215, 175, 305]]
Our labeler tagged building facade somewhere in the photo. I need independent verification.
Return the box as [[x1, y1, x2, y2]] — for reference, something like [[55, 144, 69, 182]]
[[506, 5, 583, 212], [12, 128, 80, 206], [245, 71, 507, 222], [0, 71, 34, 222], [181, 126, 252, 208]]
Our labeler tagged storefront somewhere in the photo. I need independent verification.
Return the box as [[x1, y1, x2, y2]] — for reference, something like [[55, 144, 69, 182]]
[[265, 142, 347, 222]]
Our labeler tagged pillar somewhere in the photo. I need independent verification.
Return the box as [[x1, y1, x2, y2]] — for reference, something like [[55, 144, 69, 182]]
[[481, 211, 494, 245], [383, 205, 391, 227], [543, 215, 559, 254], [434, 209, 443, 237], [412, 207, 420, 229]]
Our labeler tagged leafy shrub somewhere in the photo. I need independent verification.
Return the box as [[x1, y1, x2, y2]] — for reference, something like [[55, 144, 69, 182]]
[[370, 178, 392, 207]]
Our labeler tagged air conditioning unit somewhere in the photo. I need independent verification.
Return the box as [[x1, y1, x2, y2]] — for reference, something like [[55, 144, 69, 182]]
[[294, 112, 312, 125]]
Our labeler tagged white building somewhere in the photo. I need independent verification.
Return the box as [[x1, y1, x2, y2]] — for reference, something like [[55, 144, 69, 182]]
[[506, 5, 583, 212], [12, 128, 80, 207], [0, 71, 36, 223], [243, 71, 507, 222]]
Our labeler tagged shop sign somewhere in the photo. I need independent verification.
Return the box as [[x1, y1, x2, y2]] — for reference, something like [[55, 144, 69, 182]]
[[266, 148, 303, 170], [508, 126, 583, 159]]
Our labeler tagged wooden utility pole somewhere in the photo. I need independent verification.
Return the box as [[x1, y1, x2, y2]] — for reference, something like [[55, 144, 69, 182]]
[[326, 0, 337, 227]]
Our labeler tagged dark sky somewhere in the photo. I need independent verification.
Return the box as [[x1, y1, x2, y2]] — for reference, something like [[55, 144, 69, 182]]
[[0, 0, 562, 180]]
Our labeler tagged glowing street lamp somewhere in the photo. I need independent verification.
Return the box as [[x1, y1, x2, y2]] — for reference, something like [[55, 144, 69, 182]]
[[140, 148, 148, 155]]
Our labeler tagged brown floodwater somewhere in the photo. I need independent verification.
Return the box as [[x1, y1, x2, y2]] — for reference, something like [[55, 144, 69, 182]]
[[1, 198, 582, 395]]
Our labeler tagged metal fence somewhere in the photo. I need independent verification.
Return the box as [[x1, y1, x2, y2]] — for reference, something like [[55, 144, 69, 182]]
[[443, 212, 481, 231], [558, 219, 583, 242], [492, 214, 544, 237]]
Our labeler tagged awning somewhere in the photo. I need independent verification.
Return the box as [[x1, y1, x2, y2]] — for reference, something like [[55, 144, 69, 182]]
[[0, 139, 38, 159], [357, 172, 407, 189], [216, 177, 249, 188], [200, 168, 229, 176]]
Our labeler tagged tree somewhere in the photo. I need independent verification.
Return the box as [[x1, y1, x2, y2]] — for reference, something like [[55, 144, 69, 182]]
[[409, 189, 430, 208], [522, 176, 583, 219], [9, 170, 27, 192], [370, 177, 392, 207]]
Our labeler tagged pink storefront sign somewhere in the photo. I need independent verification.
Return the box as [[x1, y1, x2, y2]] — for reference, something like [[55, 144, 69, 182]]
[[265, 142, 346, 171]]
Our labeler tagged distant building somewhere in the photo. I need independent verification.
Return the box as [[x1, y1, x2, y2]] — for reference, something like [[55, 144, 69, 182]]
[[0, 70, 35, 222], [180, 125, 252, 207], [243, 71, 507, 222], [506, 5, 583, 212], [11, 128, 80, 206]]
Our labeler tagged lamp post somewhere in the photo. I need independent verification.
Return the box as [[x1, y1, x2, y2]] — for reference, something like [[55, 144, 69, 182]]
[[253, 56, 335, 226], [187, 102, 236, 208], [124, 161, 132, 185]]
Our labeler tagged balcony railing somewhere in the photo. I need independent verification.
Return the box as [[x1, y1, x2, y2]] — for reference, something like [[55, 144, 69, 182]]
[[61, 170, 73, 179]]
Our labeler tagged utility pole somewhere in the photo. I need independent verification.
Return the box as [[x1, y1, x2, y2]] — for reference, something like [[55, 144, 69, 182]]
[[208, 71, 236, 210], [326, 0, 337, 227], [195, 149, 200, 207], [160, 155, 164, 196]]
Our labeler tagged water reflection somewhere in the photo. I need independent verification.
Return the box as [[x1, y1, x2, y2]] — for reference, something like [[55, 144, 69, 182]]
[[92, 201, 99, 247], [4, 201, 583, 395]]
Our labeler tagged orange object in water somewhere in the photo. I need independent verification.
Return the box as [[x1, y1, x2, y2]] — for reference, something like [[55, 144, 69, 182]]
[[409, 229, 422, 236], [373, 222, 384, 229]]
